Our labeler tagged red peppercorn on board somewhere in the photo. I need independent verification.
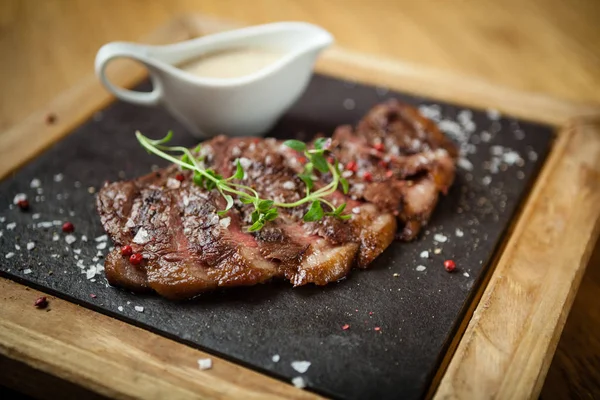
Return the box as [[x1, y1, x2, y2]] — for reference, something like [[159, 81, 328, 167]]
[[0, 15, 599, 400], [0, 73, 553, 399]]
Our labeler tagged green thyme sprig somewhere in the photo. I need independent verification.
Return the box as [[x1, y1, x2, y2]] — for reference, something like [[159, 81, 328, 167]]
[[135, 131, 350, 232]]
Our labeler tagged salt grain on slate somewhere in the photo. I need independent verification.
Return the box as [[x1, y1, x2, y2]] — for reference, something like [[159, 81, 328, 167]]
[[198, 358, 213, 370], [420, 251, 429, 258], [457, 158, 473, 171], [53, 173, 64, 182], [95, 234, 108, 242], [26, 242, 35, 251], [15, 244, 21, 250], [73, 249, 81, 255], [65, 234, 76, 245], [486, 108, 501, 120], [272, 354, 280, 363], [52, 233, 59, 241], [343, 98, 356, 110], [23, 269, 32, 275], [416, 265, 426, 272], [13, 193, 27, 204], [134, 306, 144, 313], [81, 235, 88, 242], [6, 222, 16, 230], [455, 228, 464, 237], [30, 178, 41, 188], [5, 252, 15, 259], [292, 377, 307, 389], [96, 242, 107, 250], [117, 306, 124, 312], [433, 233, 448, 243], [463, 272, 470, 277], [418, 104, 442, 122], [32, 213, 40, 220], [291, 361, 311, 374]]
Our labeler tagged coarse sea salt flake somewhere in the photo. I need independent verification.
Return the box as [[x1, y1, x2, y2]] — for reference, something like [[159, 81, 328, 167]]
[[418, 104, 442, 121], [96, 242, 107, 250], [457, 158, 473, 171], [27, 242, 35, 251], [198, 358, 212, 370], [434, 233, 448, 243], [15, 244, 21, 250], [65, 234, 76, 245], [23, 269, 32, 275], [134, 306, 144, 313], [54, 173, 64, 182], [13, 193, 27, 204], [7, 222, 16, 230], [132, 228, 150, 245], [463, 272, 470, 277], [282, 181, 296, 190], [291, 361, 311, 374], [118, 306, 124, 312], [420, 251, 429, 258], [502, 151, 521, 165], [32, 213, 41, 220], [486, 108, 501, 120], [95, 234, 108, 242], [52, 233, 60, 241], [73, 249, 81, 254], [5, 252, 15, 259], [86, 268, 96, 279], [81, 235, 88, 242], [416, 265, 426, 272], [352, 207, 360, 214], [455, 228, 464, 237], [30, 178, 41, 188], [219, 217, 231, 229], [238, 157, 252, 170], [166, 177, 181, 189], [272, 354, 280, 363], [528, 150, 538, 162], [292, 376, 306, 389]]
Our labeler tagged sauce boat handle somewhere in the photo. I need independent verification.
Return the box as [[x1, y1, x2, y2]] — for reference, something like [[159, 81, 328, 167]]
[[95, 42, 163, 106]]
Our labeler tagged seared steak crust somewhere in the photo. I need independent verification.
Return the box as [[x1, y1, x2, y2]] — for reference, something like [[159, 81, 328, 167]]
[[97, 100, 456, 299]]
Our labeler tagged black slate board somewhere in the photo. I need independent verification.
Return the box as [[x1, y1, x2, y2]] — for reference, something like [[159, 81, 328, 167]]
[[0, 75, 553, 400]]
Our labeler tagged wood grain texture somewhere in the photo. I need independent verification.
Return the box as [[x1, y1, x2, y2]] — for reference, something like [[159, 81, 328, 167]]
[[0, 278, 320, 400], [434, 118, 600, 399], [540, 242, 600, 400], [0, 2, 599, 397], [0, 16, 193, 180]]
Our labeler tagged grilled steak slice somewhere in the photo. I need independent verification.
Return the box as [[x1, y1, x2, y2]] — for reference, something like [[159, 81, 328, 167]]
[[200, 136, 395, 283], [97, 166, 279, 299], [97, 100, 456, 299], [332, 99, 457, 240]]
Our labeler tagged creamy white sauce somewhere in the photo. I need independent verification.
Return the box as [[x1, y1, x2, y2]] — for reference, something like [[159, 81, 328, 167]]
[[179, 48, 283, 79]]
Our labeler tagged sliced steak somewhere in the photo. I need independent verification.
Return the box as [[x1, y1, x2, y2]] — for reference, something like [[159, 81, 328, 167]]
[[97, 166, 279, 300], [97, 100, 456, 299], [332, 99, 457, 240]]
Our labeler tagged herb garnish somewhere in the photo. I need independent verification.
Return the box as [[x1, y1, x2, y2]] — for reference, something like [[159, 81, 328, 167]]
[[136, 131, 350, 231]]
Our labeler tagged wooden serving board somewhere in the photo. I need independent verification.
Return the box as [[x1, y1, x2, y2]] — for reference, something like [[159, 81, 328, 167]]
[[1, 15, 599, 400]]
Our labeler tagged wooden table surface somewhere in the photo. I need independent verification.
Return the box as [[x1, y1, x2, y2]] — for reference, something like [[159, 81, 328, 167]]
[[0, 0, 599, 398]]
